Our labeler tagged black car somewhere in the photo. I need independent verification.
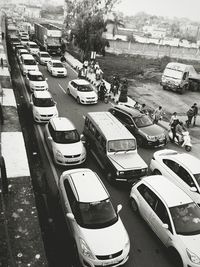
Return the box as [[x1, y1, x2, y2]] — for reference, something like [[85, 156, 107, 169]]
[[108, 105, 167, 147]]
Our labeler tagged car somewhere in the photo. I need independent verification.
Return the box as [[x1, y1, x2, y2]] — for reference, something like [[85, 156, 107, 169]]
[[30, 91, 58, 123], [20, 35, 29, 46], [150, 149, 200, 205], [16, 48, 30, 63], [67, 79, 98, 104], [46, 59, 67, 77], [26, 41, 40, 55], [14, 44, 24, 54], [130, 174, 200, 267], [109, 105, 167, 147], [59, 168, 130, 267], [24, 70, 48, 92], [19, 54, 39, 75], [44, 117, 86, 166], [35, 51, 51, 65]]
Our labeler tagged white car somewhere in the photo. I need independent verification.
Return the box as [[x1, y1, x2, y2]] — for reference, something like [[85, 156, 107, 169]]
[[20, 35, 29, 46], [130, 175, 200, 267], [150, 149, 200, 205], [30, 91, 58, 123], [46, 59, 67, 77], [35, 51, 51, 65], [59, 168, 130, 267], [26, 41, 40, 55], [25, 70, 48, 92], [44, 117, 86, 166], [67, 79, 98, 104], [16, 48, 29, 63], [19, 54, 39, 75]]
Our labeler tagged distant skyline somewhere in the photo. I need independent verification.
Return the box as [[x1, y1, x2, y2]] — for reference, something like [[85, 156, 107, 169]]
[[114, 0, 200, 22]]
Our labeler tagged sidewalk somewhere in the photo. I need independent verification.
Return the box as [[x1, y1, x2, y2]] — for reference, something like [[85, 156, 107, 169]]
[[0, 11, 47, 266], [64, 51, 200, 159]]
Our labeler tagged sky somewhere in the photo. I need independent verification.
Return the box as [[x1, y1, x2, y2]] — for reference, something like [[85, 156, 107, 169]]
[[114, 0, 200, 22]]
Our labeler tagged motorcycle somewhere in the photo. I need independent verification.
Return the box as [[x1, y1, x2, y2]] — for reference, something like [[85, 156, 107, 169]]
[[168, 130, 192, 152]]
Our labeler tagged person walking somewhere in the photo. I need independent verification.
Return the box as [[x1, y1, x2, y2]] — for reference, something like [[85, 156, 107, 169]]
[[153, 106, 164, 124], [186, 106, 195, 128], [192, 103, 198, 126], [170, 112, 179, 142]]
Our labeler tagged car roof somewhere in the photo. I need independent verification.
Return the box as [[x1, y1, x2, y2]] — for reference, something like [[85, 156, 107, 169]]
[[21, 54, 35, 59], [155, 149, 200, 174], [50, 117, 75, 131], [40, 51, 50, 55], [87, 112, 135, 141], [71, 79, 90, 85], [28, 70, 42, 76], [50, 59, 62, 63], [33, 91, 52, 99], [19, 49, 29, 53], [143, 175, 193, 207], [64, 169, 108, 202], [27, 41, 37, 45], [111, 105, 143, 118]]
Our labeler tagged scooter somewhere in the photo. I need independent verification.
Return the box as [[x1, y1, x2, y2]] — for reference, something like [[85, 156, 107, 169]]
[[168, 130, 192, 152]]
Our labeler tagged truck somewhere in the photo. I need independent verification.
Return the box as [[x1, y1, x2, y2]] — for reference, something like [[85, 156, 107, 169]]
[[34, 23, 62, 55], [161, 62, 200, 94]]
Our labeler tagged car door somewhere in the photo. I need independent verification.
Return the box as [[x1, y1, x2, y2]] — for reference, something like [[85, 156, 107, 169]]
[[137, 184, 157, 223], [149, 198, 173, 246]]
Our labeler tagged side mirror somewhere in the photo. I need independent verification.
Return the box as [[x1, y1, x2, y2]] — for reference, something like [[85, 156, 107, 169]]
[[80, 134, 86, 144], [48, 136, 53, 141], [117, 204, 122, 213], [190, 187, 197, 192], [66, 213, 75, 221], [162, 223, 169, 229], [45, 78, 48, 81]]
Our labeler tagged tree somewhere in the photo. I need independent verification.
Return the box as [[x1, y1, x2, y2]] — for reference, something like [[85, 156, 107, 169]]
[[64, 0, 120, 59]]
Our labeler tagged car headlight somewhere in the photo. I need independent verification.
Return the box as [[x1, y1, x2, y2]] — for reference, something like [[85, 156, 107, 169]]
[[141, 168, 148, 173], [79, 238, 95, 260], [55, 150, 63, 158], [35, 111, 40, 116], [146, 135, 156, 141], [187, 249, 200, 264], [116, 171, 124, 176]]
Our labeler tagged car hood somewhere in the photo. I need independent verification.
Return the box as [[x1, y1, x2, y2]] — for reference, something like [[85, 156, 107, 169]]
[[78, 91, 97, 99], [55, 141, 85, 156], [108, 152, 147, 170], [138, 124, 164, 137], [79, 218, 129, 255], [34, 106, 57, 115], [179, 233, 200, 256]]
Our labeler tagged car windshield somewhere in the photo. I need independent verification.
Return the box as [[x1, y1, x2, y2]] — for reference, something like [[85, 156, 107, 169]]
[[24, 59, 36, 65], [53, 62, 63, 68], [164, 68, 183, 80], [194, 173, 200, 187], [30, 44, 38, 48], [41, 53, 50, 58], [29, 75, 45, 81], [170, 202, 200, 235], [134, 115, 153, 128], [75, 198, 118, 229], [54, 129, 80, 144], [108, 139, 136, 152], [21, 37, 28, 41], [78, 84, 93, 92], [33, 98, 55, 107]]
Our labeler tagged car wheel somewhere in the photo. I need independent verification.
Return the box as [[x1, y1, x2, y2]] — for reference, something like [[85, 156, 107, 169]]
[[67, 88, 71, 95], [168, 248, 183, 267], [130, 198, 139, 213], [76, 97, 80, 104], [185, 145, 192, 152], [153, 169, 161, 175]]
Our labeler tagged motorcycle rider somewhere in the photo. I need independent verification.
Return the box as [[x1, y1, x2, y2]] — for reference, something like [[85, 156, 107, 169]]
[[98, 81, 107, 101], [169, 112, 179, 142], [175, 121, 186, 144]]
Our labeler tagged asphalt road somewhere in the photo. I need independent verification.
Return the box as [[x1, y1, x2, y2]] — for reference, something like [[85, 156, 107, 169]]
[[10, 48, 180, 267]]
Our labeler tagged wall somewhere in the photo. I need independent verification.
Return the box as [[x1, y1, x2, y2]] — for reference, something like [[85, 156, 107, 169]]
[[106, 40, 200, 61]]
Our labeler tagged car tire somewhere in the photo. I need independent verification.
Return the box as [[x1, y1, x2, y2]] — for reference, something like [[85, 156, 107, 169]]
[[168, 248, 183, 267], [137, 136, 143, 147], [153, 169, 161, 175], [67, 88, 71, 95], [76, 97, 80, 104], [130, 198, 139, 213]]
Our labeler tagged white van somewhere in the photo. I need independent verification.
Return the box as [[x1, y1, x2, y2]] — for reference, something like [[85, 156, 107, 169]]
[[161, 62, 198, 94]]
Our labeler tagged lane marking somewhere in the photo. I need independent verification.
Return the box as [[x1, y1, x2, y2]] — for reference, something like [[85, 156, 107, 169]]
[[58, 83, 66, 94]]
